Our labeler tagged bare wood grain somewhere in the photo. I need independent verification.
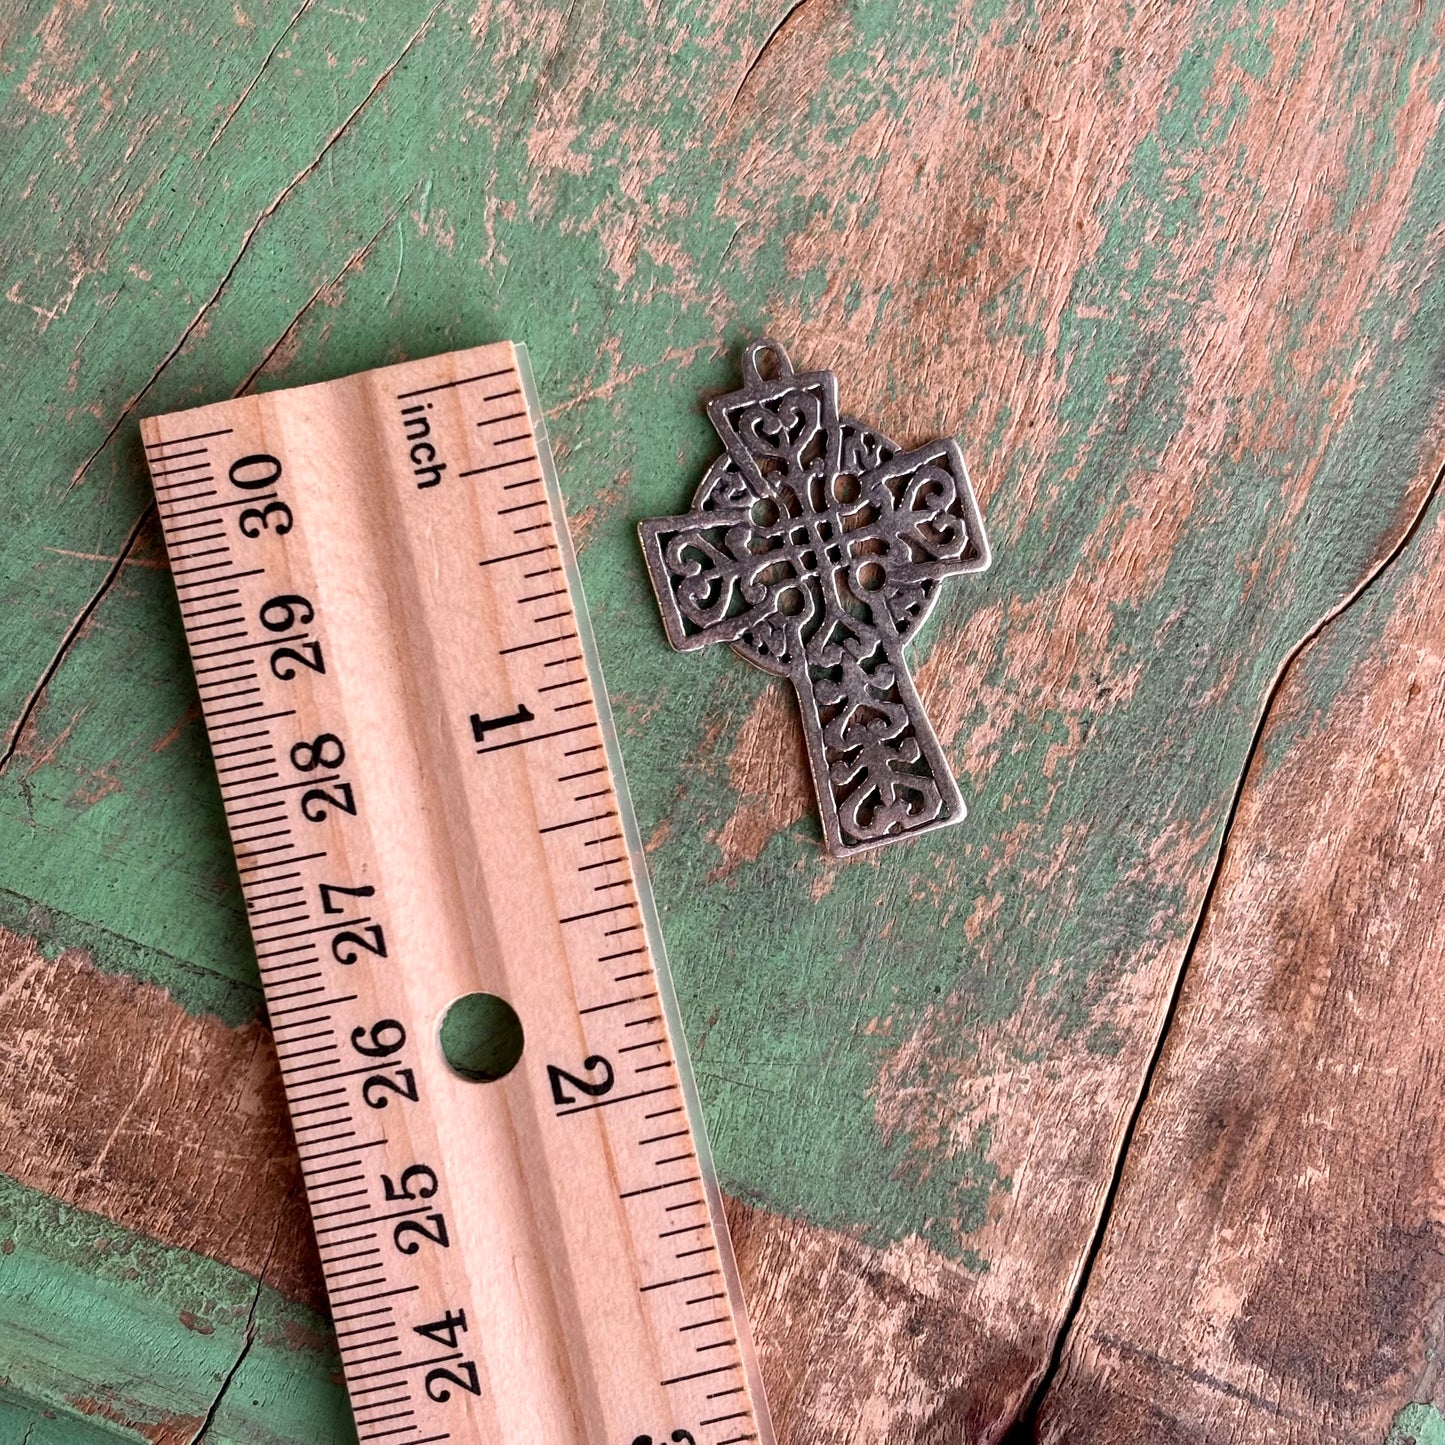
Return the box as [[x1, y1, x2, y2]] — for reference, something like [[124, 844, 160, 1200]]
[[1033, 462, 1445, 1441], [0, 928, 319, 1309]]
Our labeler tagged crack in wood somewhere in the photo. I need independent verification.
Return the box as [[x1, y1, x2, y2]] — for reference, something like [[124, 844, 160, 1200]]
[[730, 0, 814, 113], [204, 0, 318, 161], [1, 188, 424, 782], [1004, 447, 1445, 1441], [236, 185, 421, 394], [187, 1219, 282, 1445], [62, 1, 442, 499], [0, 504, 155, 775]]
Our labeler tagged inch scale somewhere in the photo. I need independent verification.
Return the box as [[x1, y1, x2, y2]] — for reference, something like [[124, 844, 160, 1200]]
[[141, 343, 774, 1445]]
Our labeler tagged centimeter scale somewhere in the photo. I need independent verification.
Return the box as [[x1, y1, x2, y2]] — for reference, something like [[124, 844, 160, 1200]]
[[141, 344, 774, 1445]]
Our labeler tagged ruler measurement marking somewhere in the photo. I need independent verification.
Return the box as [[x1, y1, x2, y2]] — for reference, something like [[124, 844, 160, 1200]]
[[334, 1307, 397, 1329], [348, 1384, 407, 1407], [312, 1197, 372, 1221], [253, 914, 371, 944], [354, 1409, 414, 1428], [268, 980, 327, 1004], [620, 1175, 702, 1201], [316, 1204, 433, 1235], [149, 460, 215, 480], [174, 566, 265, 590], [291, 1100, 349, 1122], [147, 444, 208, 464], [395, 366, 510, 399], [214, 748, 271, 770], [215, 732, 274, 752], [207, 701, 267, 721], [215, 708, 297, 730], [559, 900, 638, 925], [263, 967, 327, 987], [226, 774, 338, 800], [194, 630, 309, 660], [355, 1415, 417, 1438], [169, 538, 227, 558], [272, 992, 359, 1020], [330, 1279, 390, 1300], [660, 1363, 740, 1387], [331, 1287, 420, 1317], [164, 493, 277, 522], [248, 900, 305, 918], [349, 1351, 464, 1384], [555, 1083, 678, 1117], [277, 1055, 342, 1078], [641, 1270, 722, 1295], [497, 630, 577, 656], [579, 992, 657, 1016], [232, 818, 289, 838], [247, 881, 304, 900], [539, 809, 616, 835], [322, 1246, 383, 1267], [145, 425, 234, 449], [168, 522, 232, 543], [564, 770, 609, 788], [478, 542, 557, 567], [170, 554, 238, 576], [180, 601, 244, 621], [236, 843, 309, 866], [475, 722, 595, 757]]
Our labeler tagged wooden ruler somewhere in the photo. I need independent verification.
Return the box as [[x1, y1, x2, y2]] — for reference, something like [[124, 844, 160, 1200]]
[[140, 344, 774, 1445]]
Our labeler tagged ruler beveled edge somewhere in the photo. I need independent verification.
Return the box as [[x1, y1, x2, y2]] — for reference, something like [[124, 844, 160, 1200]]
[[516, 343, 778, 1445]]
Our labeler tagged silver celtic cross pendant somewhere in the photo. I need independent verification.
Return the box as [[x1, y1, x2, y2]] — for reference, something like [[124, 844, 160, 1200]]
[[639, 338, 992, 857]]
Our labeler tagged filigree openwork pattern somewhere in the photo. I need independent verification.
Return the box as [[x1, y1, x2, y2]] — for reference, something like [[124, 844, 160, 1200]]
[[639, 338, 992, 856]]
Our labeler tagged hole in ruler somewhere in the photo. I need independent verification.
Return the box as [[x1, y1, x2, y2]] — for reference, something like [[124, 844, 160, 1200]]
[[439, 993, 524, 1082]]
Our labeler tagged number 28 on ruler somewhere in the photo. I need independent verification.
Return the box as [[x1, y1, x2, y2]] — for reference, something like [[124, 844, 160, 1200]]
[[141, 344, 774, 1445]]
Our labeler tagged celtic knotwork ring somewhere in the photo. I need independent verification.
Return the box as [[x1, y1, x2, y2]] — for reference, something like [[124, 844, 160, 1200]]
[[639, 337, 992, 858]]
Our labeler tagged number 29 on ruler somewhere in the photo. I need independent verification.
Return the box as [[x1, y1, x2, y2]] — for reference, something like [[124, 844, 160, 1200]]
[[141, 343, 775, 1445]]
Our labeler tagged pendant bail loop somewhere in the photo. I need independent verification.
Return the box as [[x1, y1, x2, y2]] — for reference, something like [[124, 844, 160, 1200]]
[[742, 337, 794, 386]]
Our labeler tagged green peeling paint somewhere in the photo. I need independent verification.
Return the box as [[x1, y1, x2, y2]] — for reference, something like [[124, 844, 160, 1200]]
[[1388, 1404, 1445, 1445], [0, 1174, 351, 1444]]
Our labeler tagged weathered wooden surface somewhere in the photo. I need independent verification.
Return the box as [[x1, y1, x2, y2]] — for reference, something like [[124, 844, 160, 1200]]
[[1, 0, 1444, 1440], [1031, 446, 1445, 1443]]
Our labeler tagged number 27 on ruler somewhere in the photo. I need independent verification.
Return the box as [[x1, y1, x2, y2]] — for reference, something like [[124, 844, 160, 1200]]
[[141, 343, 774, 1445]]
